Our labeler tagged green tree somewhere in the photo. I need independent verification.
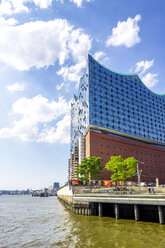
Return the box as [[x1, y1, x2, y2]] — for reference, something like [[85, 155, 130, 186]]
[[76, 156, 102, 184], [105, 155, 137, 185]]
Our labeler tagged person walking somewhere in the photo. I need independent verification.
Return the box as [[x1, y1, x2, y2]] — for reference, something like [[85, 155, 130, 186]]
[[151, 188, 155, 194]]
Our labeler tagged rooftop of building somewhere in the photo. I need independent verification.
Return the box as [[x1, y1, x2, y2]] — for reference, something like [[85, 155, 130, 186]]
[[87, 54, 165, 97]]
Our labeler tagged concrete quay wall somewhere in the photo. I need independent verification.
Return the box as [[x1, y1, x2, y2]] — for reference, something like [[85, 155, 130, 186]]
[[74, 194, 165, 206], [58, 185, 165, 224], [57, 185, 93, 215], [73, 194, 165, 224]]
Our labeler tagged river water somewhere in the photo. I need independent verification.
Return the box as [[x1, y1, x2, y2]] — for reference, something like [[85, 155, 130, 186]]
[[1, 195, 165, 248]]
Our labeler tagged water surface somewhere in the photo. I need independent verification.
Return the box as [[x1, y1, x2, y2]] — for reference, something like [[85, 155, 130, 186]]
[[0, 195, 165, 248]]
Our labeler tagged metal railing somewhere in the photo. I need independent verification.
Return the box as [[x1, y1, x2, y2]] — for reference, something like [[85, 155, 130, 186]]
[[72, 187, 149, 195]]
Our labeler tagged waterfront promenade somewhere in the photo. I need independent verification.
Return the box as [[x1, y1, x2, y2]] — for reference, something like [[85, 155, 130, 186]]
[[57, 185, 165, 224]]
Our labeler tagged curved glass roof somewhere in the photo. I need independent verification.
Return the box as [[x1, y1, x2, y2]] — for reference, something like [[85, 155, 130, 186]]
[[88, 54, 165, 97]]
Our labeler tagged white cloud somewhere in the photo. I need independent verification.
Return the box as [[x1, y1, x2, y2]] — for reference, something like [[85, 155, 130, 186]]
[[56, 81, 69, 91], [0, 0, 29, 16], [94, 51, 105, 61], [0, 95, 70, 143], [0, 18, 91, 78], [93, 51, 110, 66], [6, 82, 25, 92], [0, 0, 53, 16], [38, 114, 70, 143], [135, 60, 154, 74], [106, 14, 141, 48], [0, 16, 17, 26], [141, 73, 158, 88], [56, 82, 65, 90], [12, 95, 69, 122], [57, 60, 86, 83], [57, 28, 91, 82], [70, 0, 83, 7], [32, 0, 53, 8], [132, 59, 158, 88], [69, 0, 93, 7], [0, 0, 93, 15]]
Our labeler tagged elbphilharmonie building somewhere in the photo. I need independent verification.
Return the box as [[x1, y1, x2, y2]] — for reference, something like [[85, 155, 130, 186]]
[[69, 54, 165, 184]]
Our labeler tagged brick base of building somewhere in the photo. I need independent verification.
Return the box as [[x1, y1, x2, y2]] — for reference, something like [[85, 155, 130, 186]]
[[85, 130, 165, 184]]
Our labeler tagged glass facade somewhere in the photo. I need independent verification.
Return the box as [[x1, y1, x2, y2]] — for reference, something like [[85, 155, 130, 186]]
[[70, 73, 89, 154], [70, 54, 165, 154]]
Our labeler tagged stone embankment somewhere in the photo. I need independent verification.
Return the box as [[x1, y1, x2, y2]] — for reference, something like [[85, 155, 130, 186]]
[[57, 185, 165, 224], [57, 184, 92, 215]]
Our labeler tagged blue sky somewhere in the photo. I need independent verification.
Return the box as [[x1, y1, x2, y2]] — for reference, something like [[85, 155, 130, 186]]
[[0, 0, 164, 190]]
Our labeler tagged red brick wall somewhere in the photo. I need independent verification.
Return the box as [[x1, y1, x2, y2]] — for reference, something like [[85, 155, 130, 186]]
[[85, 131, 90, 157], [85, 131, 165, 184]]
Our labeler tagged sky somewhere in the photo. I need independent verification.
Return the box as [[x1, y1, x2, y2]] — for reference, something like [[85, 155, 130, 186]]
[[0, 0, 165, 190]]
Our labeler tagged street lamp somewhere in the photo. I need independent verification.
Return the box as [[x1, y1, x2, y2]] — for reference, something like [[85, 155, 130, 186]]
[[136, 160, 144, 191]]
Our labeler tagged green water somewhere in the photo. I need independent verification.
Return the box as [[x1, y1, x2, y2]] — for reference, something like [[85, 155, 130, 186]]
[[1, 195, 165, 248], [68, 214, 165, 248]]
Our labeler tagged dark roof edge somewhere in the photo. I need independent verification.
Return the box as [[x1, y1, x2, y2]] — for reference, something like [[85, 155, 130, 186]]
[[85, 124, 165, 148]]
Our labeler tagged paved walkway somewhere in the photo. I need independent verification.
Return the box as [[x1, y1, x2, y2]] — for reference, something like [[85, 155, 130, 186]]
[[73, 185, 165, 196]]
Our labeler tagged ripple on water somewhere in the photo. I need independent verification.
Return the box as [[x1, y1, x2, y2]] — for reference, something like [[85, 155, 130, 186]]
[[1, 196, 165, 248]]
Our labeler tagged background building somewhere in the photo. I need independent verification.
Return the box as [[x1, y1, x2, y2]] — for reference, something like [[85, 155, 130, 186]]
[[53, 182, 60, 190], [69, 54, 165, 184]]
